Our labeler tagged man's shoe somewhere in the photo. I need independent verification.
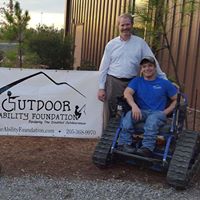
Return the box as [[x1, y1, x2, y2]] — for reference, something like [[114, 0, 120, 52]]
[[122, 144, 136, 154], [136, 147, 153, 157]]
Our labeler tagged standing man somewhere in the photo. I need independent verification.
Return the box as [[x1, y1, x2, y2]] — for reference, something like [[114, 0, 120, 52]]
[[98, 13, 167, 123]]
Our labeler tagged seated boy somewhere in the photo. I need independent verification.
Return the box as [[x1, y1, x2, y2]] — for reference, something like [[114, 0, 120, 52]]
[[118, 56, 177, 157]]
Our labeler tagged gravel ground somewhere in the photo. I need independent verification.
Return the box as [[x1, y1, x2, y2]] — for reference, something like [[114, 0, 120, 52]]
[[1, 176, 200, 200]]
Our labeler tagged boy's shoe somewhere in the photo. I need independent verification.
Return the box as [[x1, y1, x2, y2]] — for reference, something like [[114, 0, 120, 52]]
[[117, 144, 135, 154], [136, 147, 153, 157]]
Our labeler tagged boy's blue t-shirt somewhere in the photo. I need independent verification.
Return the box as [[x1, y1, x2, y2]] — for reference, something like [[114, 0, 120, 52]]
[[128, 77, 177, 111]]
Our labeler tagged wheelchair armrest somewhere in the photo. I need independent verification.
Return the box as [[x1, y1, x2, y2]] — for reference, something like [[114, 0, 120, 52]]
[[117, 96, 131, 113]]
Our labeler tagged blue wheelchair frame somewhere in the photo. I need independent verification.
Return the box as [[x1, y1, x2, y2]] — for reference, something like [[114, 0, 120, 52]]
[[110, 92, 188, 170]]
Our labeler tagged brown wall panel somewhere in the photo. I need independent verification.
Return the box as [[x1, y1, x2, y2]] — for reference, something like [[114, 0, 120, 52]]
[[91, 1, 98, 64], [111, 0, 117, 38], [159, 0, 171, 75], [71, 0, 134, 68], [186, 9, 200, 108], [67, 0, 134, 68], [87, 0, 94, 61], [194, 29, 200, 109], [65, 0, 200, 109], [158, 0, 200, 109]]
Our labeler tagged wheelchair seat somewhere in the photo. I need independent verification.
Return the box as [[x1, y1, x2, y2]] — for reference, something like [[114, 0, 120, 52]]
[[133, 118, 172, 136]]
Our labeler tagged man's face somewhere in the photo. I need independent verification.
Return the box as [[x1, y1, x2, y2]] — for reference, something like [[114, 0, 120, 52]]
[[141, 62, 156, 79], [118, 17, 132, 38]]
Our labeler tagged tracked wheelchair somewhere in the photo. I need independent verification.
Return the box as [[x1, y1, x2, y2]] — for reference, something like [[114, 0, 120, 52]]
[[92, 91, 200, 189]]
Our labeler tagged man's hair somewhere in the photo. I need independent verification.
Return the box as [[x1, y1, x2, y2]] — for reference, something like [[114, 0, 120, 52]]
[[117, 13, 134, 25]]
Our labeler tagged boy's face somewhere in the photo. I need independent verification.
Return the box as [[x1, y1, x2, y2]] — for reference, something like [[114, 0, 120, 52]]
[[141, 62, 156, 79]]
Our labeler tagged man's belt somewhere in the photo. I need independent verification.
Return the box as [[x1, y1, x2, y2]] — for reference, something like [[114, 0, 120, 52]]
[[109, 75, 134, 82]]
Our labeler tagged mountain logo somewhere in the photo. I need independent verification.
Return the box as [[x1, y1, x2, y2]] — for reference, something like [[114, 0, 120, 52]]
[[0, 71, 87, 121], [0, 71, 86, 97]]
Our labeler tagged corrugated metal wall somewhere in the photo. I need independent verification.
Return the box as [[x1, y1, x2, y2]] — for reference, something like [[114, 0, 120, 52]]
[[66, 0, 135, 69], [157, 0, 200, 109], [65, 0, 200, 110]]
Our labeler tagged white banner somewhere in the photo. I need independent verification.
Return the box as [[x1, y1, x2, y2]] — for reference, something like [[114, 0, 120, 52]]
[[0, 68, 103, 138]]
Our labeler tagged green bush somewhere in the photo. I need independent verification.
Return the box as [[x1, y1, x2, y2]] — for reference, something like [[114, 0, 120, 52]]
[[1, 48, 17, 67], [27, 25, 74, 70]]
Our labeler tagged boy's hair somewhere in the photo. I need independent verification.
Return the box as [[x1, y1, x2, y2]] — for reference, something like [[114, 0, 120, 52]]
[[140, 56, 156, 66]]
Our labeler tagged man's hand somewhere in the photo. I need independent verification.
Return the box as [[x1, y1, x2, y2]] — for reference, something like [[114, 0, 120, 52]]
[[131, 104, 142, 121], [98, 89, 106, 102]]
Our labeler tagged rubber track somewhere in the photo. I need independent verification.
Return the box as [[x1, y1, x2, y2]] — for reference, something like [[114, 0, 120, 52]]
[[92, 118, 120, 168], [167, 130, 200, 189]]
